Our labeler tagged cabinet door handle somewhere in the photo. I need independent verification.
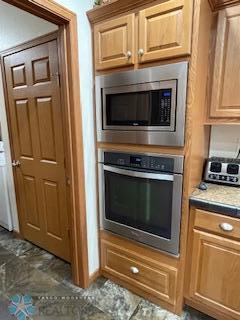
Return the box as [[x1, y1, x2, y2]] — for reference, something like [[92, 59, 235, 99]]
[[130, 266, 139, 274], [138, 49, 144, 57], [219, 222, 234, 232], [126, 51, 132, 59]]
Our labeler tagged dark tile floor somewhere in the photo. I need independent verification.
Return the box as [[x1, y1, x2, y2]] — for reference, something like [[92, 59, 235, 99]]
[[0, 226, 215, 319]]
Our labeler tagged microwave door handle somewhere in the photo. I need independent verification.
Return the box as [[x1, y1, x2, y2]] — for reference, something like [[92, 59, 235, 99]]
[[103, 165, 174, 181]]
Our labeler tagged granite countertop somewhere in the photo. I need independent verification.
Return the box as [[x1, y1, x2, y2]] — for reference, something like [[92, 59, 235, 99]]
[[190, 183, 240, 217]]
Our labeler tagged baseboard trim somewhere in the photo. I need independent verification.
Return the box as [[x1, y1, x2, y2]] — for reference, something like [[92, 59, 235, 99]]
[[12, 230, 23, 239], [88, 269, 101, 284], [185, 298, 236, 320]]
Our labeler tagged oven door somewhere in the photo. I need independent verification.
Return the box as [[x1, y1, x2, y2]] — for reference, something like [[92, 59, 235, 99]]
[[99, 164, 183, 255]]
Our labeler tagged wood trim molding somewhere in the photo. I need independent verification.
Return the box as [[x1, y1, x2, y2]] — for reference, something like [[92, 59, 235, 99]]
[[208, 0, 240, 11], [87, 0, 160, 23], [3, 0, 74, 23], [2, 0, 90, 288]]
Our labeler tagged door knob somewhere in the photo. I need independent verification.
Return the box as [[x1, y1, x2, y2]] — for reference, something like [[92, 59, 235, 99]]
[[219, 222, 234, 232], [138, 49, 144, 57], [130, 266, 139, 274], [126, 51, 132, 59], [12, 160, 21, 167]]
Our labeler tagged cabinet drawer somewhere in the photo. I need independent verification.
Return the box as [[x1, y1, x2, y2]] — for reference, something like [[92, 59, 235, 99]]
[[194, 209, 240, 240], [101, 239, 177, 306]]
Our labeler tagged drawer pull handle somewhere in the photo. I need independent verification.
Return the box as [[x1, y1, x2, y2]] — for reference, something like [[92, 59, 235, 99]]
[[219, 223, 234, 232], [126, 51, 132, 59], [130, 266, 139, 274], [138, 49, 144, 57]]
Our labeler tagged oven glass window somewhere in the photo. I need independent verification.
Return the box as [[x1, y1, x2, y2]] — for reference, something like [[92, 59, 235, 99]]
[[105, 89, 172, 127], [104, 170, 173, 239]]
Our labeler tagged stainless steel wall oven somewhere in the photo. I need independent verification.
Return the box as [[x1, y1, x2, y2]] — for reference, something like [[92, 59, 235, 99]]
[[98, 150, 184, 255], [96, 62, 188, 146]]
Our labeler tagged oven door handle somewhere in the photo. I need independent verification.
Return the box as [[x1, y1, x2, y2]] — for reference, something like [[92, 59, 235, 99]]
[[103, 165, 174, 181]]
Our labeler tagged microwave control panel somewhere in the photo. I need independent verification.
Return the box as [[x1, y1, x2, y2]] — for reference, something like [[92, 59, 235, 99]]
[[157, 89, 172, 126]]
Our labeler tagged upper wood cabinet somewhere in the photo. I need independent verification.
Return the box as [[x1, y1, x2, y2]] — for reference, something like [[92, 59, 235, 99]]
[[209, 0, 240, 11], [138, 0, 193, 63], [93, 0, 193, 70], [94, 14, 135, 70], [209, 5, 240, 119]]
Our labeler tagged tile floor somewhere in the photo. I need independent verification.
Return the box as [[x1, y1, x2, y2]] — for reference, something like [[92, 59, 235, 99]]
[[0, 226, 215, 320]]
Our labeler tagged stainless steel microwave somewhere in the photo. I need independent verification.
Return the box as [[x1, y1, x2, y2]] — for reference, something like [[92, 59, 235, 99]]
[[95, 62, 188, 146]]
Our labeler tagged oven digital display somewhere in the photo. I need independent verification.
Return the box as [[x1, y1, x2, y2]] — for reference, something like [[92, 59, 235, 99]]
[[130, 156, 142, 166]]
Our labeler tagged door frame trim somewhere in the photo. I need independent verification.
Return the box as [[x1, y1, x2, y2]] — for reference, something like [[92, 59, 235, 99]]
[[0, 0, 90, 288]]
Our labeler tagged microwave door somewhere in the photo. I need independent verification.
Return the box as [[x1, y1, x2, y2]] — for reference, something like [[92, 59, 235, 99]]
[[102, 82, 158, 130], [102, 80, 176, 132]]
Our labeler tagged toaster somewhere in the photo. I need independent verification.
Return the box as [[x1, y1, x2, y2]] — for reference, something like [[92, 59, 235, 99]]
[[204, 157, 240, 187]]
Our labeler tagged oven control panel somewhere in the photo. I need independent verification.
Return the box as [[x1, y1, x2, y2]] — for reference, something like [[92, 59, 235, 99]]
[[104, 152, 175, 173], [205, 157, 240, 186]]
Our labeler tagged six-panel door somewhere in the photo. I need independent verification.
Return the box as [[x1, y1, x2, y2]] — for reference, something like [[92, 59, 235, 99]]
[[3, 39, 71, 261], [138, 0, 192, 63], [189, 229, 240, 319], [94, 14, 135, 70], [210, 5, 240, 118]]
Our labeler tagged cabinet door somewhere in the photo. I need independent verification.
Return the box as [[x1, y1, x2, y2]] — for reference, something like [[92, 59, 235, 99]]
[[189, 230, 240, 319], [210, 6, 240, 118], [138, 0, 192, 63], [94, 14, 135, 70]]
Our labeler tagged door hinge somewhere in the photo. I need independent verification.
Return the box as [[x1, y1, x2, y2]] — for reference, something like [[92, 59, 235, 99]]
[[66, 177, 71, 186]]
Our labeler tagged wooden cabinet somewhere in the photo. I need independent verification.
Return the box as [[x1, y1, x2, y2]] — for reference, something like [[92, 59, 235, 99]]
[[209, 0, 240, 11], [186, 208, 240, 320], [94, 14, 135, 70], [93, 0, 193, 70], [101, 231, 178, 312], [138, 0, 192, 63], [209, 5, 240, 119]]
